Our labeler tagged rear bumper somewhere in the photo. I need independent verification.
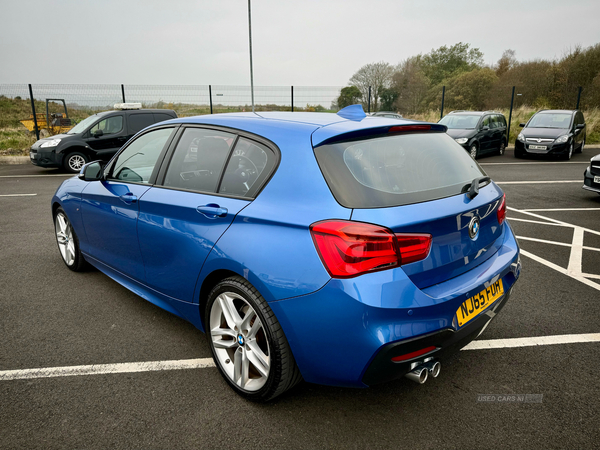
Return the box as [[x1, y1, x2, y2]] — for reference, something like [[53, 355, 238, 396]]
[[270, 223, 521, 388], [362, 286, 513, 386]]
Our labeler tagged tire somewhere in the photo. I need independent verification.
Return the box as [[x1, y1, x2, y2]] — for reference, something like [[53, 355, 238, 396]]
[[205, 276, 302, 401], [54, 207, 87, 272], [564, 142, 574, 160], [469, 144, 478, 159], [498, 140, 506, 156], [63, 152, 88, 174]]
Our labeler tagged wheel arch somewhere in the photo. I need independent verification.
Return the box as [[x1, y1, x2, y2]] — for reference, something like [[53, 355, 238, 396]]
[[198, 268, 241, 331]]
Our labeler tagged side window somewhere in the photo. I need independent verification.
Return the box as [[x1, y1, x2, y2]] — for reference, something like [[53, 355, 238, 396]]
[[89, 115, 123, 136], [489, 116, 498, 129], [109, 128, 173, 184], [498, 115, 507, 127], [481, 116, 490, 129], [577, 112, 584, 126], [128, 113, 155, 135], [163, 128, 235, 193], [219, 138, 277, 198]]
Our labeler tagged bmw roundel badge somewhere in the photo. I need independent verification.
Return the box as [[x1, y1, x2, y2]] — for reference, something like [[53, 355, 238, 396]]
[[468, 216, 480, 240]]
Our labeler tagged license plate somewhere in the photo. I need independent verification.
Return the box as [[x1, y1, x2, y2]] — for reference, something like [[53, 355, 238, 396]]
[[594, 176, 600, 184], [528, 145, 546, 150], [456, 279, 504, 327]]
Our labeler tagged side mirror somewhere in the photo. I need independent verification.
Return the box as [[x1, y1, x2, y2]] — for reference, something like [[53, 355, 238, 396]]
[[481, 126, 490, 131], [93, 129, 104, 138], [78, 161, 105, 181], [576, 123, 585, 129], [519, 123, 526, 127]]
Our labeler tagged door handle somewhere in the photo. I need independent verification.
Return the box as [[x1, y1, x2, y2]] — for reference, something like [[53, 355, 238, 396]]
[[119, 193, 138, 204], [197, 204, 228, 219]]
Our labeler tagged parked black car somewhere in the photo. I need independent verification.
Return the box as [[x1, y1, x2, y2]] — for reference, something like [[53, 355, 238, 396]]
[[30, 104, 177, 173], [583, 154, 600, 195], [371, 112, 403, 119], [438, 111, 508, 159], [515, 109, 586, 160]]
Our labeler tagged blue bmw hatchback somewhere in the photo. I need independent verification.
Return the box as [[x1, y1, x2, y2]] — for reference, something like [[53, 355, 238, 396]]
[[52, 105, 521, 401]]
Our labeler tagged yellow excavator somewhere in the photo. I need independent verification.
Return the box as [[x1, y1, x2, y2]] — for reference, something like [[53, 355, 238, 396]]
[[20, 99, 75, 135]]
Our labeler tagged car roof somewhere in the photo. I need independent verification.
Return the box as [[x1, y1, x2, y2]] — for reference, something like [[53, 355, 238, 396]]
[[536, 109, 576, 114], [448, 111, 501, 116], [163, 111, 442, 147]]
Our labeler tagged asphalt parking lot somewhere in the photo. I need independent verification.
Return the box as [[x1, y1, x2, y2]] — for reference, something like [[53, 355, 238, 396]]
[[1, 149, 599, 450]]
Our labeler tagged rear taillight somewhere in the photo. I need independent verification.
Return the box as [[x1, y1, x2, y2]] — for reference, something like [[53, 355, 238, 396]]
[[310, 220, 432, 278], [497, 194, 506, 225]]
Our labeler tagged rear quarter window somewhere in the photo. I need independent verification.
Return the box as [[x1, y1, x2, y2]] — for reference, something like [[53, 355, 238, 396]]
[[314, 132, 485, 208]]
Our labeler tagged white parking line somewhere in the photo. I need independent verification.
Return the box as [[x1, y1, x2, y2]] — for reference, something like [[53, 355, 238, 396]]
[[480, 162, 590, 166], [521, 208, 600, 212], [496, 180, 581, 184], [462, 333, 600, 350], [0, 358, 216, 381], [0, 174, 72, 178], [1, 333, 599, 381], [515, 235, 600, 252], [0, 194, 37, 197]]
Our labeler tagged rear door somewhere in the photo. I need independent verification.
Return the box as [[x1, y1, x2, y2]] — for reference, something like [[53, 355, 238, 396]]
[[136, 128, 278, 302], [478, 115, 493, 153]]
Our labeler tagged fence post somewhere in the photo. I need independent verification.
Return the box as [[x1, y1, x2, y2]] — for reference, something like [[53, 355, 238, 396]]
[[440, 86, 446, 120], [507, 86, 516, 145], [291, 86, 294, 112], [28, 84, 39, 141], [576, 86, 582, 109], [209, 85, 213, 114], [368, 86, 371, 113], [121, 84, 126, 103]]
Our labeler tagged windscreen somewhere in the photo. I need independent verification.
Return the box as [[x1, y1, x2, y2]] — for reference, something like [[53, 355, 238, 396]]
[[527, 113, 572, 129], [67, 115, 99, 134], [314, 132, 485, 208], [438, 115, 480, 129]]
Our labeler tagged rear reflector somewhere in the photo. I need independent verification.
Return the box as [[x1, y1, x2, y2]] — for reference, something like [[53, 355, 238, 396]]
[[310, 220, 432, 278], [391, 346, 437, 362], [497, 194, 506, 225]]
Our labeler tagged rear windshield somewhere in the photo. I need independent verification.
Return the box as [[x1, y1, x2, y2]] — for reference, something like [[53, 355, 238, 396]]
[[314, 132, 485, 208]]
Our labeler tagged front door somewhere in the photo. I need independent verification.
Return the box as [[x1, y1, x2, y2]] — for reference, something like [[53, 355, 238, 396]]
[[80, 127, 176, 282], [85, 114, 129, 160]]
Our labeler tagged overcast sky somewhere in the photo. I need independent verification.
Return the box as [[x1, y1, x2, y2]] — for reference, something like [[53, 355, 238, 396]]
[[1, 0, 599, 87]]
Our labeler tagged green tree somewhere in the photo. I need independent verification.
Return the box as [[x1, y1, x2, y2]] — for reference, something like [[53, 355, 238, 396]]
[[421, 42, 484, 86], [379, 88, 398, 111], [337, 85, 362, 109]]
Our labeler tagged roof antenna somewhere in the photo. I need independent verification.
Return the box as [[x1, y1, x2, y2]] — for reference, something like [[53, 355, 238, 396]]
[[248, 0, 255, 113]]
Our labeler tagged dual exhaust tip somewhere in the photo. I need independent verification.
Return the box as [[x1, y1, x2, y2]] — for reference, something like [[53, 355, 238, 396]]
[[404, 360, 441, 384]]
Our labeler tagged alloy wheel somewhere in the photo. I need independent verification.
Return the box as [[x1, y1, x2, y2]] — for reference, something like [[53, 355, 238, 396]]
[[55, 212, 75, 266], [470, 145, 478, 159], [209, 291, 270, 392], [499, 142, 505, 155], [68, 154, 86, 172]]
